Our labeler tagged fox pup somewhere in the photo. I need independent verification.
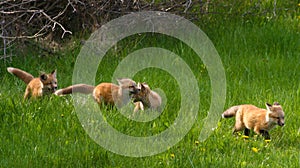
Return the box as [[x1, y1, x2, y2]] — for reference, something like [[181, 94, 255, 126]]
[[7, 67, 57, 99], [222, 102, 285, 140], [55, 78, 138, 108], [132, 82, 162, 113]]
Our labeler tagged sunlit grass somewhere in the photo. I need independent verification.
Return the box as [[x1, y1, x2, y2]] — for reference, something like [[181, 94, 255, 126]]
[[0, 18, 299, 167]]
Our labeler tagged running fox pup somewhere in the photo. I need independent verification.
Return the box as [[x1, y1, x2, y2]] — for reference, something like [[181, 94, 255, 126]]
[[7, 67, 57, 99], [222, 102, 285, 140], [55, 78, 138, 108]]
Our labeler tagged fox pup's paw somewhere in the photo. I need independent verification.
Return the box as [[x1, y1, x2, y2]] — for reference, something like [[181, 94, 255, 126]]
[[133, 101, 144, 113]]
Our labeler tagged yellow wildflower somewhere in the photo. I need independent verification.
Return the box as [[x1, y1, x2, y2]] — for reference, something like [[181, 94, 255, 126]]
[[298, 3, 300, 7], [170, 153, 175, 158], [264, 139, 271, 143], [241, 161, 247, 166], [251, 147, 259, 153], [194, 140, 200, 145], [242, 135, 249, 139]]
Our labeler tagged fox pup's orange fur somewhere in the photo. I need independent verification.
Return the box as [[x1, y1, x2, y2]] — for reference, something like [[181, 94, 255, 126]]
[[55, 78, 138, 108], [7, 67, 57, 99], [132, 82, 162, 113], [222, 102, 285, 140], [93, 79, 138, 107]]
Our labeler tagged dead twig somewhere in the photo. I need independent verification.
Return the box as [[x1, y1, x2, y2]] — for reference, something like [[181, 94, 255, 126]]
[[0, 9, 72, 39]]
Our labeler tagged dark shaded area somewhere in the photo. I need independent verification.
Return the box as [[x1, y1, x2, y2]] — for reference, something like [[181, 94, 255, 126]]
[[0, 0, 298, 60]]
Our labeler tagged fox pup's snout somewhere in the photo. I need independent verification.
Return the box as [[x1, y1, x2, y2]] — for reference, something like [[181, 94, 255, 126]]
[[278, 122, 284, 127], [273, 115, 284, 127], [40, 70, 57, 93], [43, 82, 58, 93], [132, 82, 150, 102], [129, 83, 139, 95], [267, 102, 285, 127], [52, 81, 58, 91], [50, 84, 58, 92], [278, 119, 284, 126], [116, 78, 138, 95]]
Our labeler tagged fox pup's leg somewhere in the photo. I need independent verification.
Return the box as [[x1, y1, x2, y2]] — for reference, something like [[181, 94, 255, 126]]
[[93, 96, 101, 104], [233, 114, 245, 132], [259, 130, 270, 140], [133, 102, 140, 113], [24, 87, 30, 99], [233, 120, 244, 132], [32, 89, 42, 98], [92, 93, 102, 105], [244, 128, 250, 136], [92, 89, 103, 105], [133, 101, 144, 116]]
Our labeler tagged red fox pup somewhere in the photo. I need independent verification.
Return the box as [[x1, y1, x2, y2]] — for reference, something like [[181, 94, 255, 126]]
[[55, 78, 138, 107], [132, 82, 162, 113], [222, 102, 285, 140], [7, 67, 57, 99]]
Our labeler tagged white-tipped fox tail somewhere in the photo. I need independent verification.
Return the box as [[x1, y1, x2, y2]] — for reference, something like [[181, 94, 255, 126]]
[[222, 105, 240, 118], [7, 67, 34, 84]]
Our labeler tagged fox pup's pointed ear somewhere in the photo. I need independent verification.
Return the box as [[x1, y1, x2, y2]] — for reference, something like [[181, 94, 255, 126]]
[[116, 78, 123, 85], [266, 102, 272, 111], [40, 74, 48, 81], [51, 70, 57, 78], [141, 83, 147, 91]]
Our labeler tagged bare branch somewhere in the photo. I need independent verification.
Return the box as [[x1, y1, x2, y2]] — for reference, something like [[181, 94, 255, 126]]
[[184, 0, 192, 13], [0, 8, 71, 38], [0, 9, 42, 14], [39, 10, 72, 38]]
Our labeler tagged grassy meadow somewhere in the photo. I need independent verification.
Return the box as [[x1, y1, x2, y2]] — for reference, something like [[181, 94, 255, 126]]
[[0, 17, 299, 167]]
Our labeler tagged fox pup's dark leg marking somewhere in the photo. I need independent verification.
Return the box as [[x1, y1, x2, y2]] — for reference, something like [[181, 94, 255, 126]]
[[244, 128, 250, 136], [259, 130, 270, 140]]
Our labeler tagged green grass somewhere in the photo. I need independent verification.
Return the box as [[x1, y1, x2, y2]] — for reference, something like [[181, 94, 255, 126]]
[[1, 17, 299, 167]]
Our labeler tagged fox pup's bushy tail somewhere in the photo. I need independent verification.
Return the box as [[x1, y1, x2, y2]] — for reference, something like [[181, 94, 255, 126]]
[[7, 67, 34, 84], [55, 84, 95, 96], [222, 105, 240, 118]]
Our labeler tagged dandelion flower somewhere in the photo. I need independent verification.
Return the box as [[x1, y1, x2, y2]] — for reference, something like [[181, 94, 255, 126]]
[[194, 140, 200, 145], [170, 153, 175, 158], [251, 147, 259, 153], [241, 161, 247, 166], [298, 3, 300, 7], [264, 139, 271, 143], [242, 135, 249, 139]]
